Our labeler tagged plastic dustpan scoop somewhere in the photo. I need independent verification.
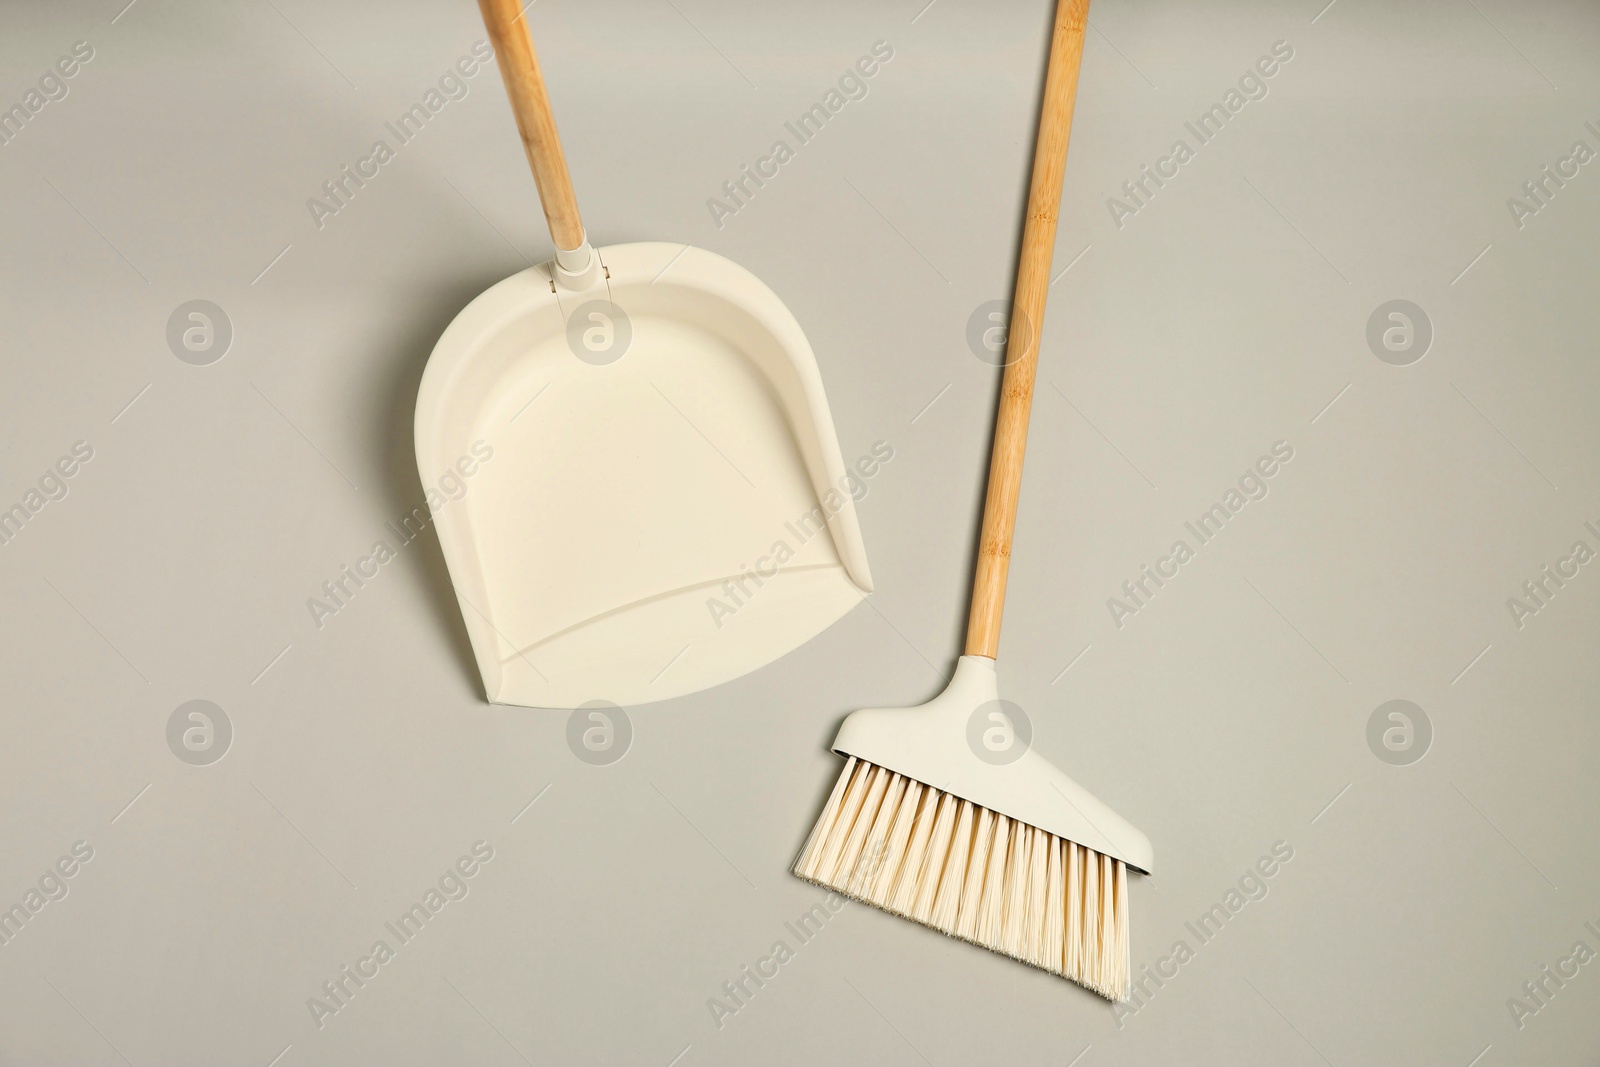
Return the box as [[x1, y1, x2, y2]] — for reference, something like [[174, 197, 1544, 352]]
[[413, 0, 872, 709]]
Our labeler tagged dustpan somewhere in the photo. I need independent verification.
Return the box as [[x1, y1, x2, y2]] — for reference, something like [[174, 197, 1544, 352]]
[[414, 0, 872, 708]]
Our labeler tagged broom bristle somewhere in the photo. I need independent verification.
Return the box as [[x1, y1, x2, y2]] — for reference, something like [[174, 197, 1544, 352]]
[[793, 758, 1131, 1001]]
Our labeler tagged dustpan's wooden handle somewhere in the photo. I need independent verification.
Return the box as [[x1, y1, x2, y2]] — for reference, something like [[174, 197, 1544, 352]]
[[965, 0, 1090, 659], [478, 0, 586, 251]]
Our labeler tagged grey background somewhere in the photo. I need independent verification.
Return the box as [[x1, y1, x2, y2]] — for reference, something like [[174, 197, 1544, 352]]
[[1, 0, 1596, 1064]]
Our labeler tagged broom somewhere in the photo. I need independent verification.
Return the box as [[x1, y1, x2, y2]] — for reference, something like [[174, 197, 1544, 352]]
[[792, 0, 1151, 1001]]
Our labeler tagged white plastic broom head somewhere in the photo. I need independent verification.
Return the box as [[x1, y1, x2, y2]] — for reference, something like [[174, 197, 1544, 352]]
[[794, 655, 1151, 998], [830, 656, 1152, 874]]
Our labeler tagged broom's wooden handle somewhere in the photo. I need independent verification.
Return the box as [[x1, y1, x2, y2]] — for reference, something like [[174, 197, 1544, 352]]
[[965, 0, 1090, 659], [478, 0, 586, 251]]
